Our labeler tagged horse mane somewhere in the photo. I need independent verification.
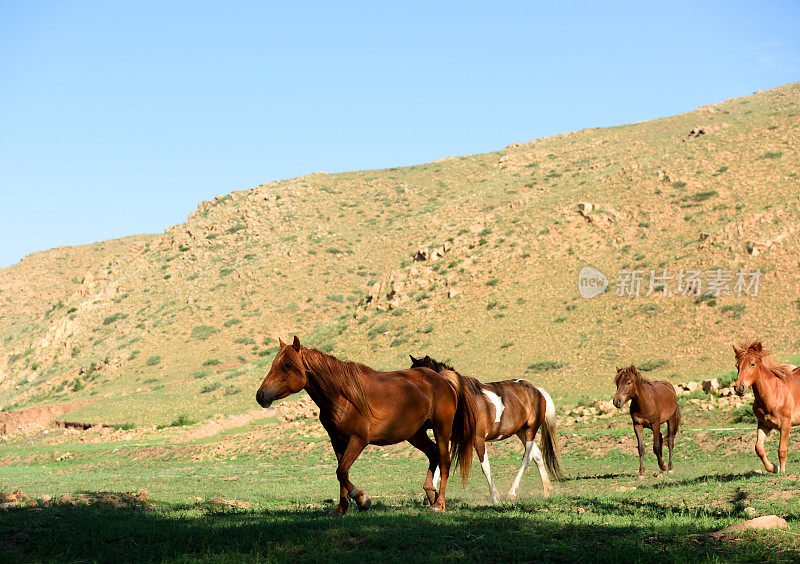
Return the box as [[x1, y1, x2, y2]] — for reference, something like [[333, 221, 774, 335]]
[[414, 355, 483, 396], [615, 365, 651, 387], [295, 347, 374, 416], [736, 339, 795, 382]]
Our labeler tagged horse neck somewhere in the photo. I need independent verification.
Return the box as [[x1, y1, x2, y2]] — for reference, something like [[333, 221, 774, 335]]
[[301, 349, 370, 417], [752, 366, 781, 405], [631, 378, 654, 409], [300, 350, 344, 413]]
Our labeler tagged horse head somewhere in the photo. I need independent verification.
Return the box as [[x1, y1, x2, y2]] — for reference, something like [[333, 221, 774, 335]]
[[256, 336, 307, 407], [733, 340, 765, 396], [613, 365, 640, 408], [409, 354, 435, 370]]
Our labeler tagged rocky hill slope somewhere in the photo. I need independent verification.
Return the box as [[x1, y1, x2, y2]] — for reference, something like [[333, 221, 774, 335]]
[[1, 83, 798, 426]]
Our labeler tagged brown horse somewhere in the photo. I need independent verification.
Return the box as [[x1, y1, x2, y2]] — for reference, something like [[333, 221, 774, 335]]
[[733, 339, 800, 474], [256, 336, 477, 513], [410, 355, 564, 502], [613, 365, 680, 478]]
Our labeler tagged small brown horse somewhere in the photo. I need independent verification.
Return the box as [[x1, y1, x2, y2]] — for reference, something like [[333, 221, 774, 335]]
[[613, 365, 680, 478], [733, 339, 800, 474], [256, 337, 477, 513], [410, 355, 564, 502]]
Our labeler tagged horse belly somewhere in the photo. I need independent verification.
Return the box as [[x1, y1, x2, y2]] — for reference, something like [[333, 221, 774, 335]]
[[366, 397, 431, 445]]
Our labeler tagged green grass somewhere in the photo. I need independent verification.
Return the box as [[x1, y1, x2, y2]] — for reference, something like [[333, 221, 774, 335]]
[[192, 325, 219, 340], [1, 416, 799, 562], [638, 359, 668, 372], [102, 312, 128, 325], [527, 360, 565, 372]]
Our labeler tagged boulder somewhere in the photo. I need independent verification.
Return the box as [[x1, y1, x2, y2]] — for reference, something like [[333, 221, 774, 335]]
[[702, 379, 720, 393], [716, 515, 788, 536], [594, 400, 615, 414], [414, 247, 430, 261]]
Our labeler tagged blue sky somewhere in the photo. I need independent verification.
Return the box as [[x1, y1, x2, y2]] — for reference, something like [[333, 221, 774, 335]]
[[1, 1, 798, 268]]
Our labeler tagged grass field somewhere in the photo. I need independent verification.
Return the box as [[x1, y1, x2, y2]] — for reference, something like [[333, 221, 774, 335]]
[[2, 398, 800, 562]]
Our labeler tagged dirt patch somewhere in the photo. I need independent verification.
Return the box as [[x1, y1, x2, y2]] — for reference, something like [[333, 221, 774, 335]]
[[0, 401, 96, 436], [0, 489, 151, 510], [175, 408, 274, 442]]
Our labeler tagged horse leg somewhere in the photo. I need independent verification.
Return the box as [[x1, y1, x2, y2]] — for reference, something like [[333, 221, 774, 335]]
[[430, 424, 452, 512], [666, 418, 676, 473], [755, 423, 777, 474], [526, 427, 553, 497], [475, 438, 499, 504], [653, 425, 667, 472], [508, 429, 551, 499], [778, 422, 791, 473], [331, 436, 369, 515], [634, 424, 646, 479], [408, 429, 441, 506]]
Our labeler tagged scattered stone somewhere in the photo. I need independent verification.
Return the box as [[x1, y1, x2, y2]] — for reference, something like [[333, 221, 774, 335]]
[[744, 507, 757, 518], [713, 515, 788, 537], [685, 127, 707, 140], [702, 379, 720, 394], [748, 240, 773, 256], [207, 498, 252, 510], [595, 400, 615, 414]]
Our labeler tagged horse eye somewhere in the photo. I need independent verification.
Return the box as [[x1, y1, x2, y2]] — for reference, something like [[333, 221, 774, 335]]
[[750, 363, 755, 367]]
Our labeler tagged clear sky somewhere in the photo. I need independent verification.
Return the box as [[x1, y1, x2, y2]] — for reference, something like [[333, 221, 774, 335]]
[[1, 1, 798, 268]]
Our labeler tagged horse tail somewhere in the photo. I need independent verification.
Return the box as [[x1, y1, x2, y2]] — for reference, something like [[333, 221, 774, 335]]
[[447, 371, 477, 485], [536, 386, 566, 482]]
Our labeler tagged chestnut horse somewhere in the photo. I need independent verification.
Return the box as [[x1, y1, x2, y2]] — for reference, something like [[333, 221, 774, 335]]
[[613, 365, 680, 478], [256, 337, 477, 513], [733, 339, 800, 473], [410, 355, 564, 502]]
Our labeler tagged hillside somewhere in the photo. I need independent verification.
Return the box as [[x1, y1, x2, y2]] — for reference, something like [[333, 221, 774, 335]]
[[1, 82, 799, 426]]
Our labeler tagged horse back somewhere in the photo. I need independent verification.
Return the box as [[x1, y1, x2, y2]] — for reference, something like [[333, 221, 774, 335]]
[[480, 380, 543, 439], [357, 367, 450, 443]]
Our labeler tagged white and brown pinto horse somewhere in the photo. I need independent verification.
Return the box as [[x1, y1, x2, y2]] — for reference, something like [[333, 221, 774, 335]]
[[410, 355, 564, 502], [734, 339, 800, 474]]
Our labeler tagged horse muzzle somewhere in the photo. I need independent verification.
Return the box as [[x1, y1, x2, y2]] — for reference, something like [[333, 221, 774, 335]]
[[733, 383, 746, 397], [256, 388, 276, 408]]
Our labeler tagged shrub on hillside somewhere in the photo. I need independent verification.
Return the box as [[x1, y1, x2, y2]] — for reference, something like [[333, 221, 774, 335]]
[[192, 325, 219, 340]]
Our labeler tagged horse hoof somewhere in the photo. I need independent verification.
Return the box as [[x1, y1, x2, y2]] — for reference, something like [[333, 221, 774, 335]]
[[668, 469, 674, 474], [637, 474, 645, 481], [507, 492, 517, 501], [330, 506, 347, 516], [357, 496, 372, 511]]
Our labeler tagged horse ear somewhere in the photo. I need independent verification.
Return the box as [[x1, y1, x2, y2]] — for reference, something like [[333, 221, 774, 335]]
[[752, 341, 762, 353], [732, 344, 741, 356], [279, 337, 287, 348], [424, 355, 431, 362], [292, 335, 301, 351], [616, 366, 622, 373], [409, 355, 417, 363]]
